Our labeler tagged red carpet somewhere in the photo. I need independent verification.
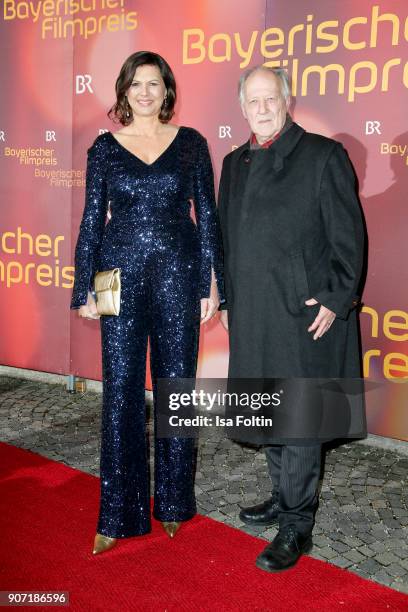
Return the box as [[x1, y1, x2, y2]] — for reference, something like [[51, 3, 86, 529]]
[[0, 442, 407, 612]]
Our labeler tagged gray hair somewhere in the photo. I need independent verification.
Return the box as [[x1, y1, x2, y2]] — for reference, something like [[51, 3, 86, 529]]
[[238, 66, 291, 104]]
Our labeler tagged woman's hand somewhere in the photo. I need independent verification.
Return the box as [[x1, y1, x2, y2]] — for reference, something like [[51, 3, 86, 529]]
[[78, 291, 100, 320], [200, 273, 220, 325]]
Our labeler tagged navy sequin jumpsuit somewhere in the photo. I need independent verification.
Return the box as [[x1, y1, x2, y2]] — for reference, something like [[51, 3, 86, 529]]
[[70, 127, 224, 537]]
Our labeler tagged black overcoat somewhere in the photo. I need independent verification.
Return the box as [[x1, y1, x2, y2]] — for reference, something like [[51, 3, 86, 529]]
[[218, 122, 365, 381]]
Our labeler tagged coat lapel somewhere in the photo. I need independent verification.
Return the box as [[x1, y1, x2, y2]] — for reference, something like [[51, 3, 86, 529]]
[[266, 122, 305, 173], [229, 140, 250, 202]]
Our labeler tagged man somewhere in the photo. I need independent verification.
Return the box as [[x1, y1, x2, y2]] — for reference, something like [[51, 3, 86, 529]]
[[218, 66, 364, 572]]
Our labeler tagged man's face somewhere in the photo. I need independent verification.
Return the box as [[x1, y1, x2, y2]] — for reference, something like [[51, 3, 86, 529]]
[[241, 70, 290, 144]]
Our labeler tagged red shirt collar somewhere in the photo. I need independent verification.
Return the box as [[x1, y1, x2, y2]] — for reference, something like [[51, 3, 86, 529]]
[[250, 130, 281, 149]]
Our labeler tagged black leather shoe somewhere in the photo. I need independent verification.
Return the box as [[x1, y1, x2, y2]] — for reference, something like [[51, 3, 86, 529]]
[[255, 528, 313, 572], [239, 493, 279, 526]]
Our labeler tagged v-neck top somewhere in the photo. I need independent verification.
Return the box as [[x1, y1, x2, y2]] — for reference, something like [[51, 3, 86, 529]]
[[107, 128, 181, 167], [70, 126, 224, 309]]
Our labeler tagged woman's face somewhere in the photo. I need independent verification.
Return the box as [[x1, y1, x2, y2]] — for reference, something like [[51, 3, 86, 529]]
[[126, 64, 167, 120]]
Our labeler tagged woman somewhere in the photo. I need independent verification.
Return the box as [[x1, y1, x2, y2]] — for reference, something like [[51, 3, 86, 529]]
[[70, 51, 224, 554]]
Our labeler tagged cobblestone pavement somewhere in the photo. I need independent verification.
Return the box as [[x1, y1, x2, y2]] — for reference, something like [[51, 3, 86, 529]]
[[1, 376, 408, 595]]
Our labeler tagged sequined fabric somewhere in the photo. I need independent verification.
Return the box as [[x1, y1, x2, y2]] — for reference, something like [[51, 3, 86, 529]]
[[70, 127, 224, 537]]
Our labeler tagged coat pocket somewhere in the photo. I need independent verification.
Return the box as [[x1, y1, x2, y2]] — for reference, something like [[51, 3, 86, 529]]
[[289, 252, 310, 310]]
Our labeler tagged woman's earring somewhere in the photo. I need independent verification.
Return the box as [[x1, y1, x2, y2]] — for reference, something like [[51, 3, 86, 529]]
[[163, 96, 168, 108], [125, 97, 131, 119]]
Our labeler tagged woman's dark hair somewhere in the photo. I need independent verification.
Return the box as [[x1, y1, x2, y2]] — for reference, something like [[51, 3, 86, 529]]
[[108, 51, 176, 125]]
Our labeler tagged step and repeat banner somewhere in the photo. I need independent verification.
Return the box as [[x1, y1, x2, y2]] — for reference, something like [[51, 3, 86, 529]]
[[0, 1, 407, 439]]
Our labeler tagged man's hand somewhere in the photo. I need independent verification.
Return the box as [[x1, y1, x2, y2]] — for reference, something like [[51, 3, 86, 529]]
[[78, 291, 100, 320], [220, 310, 228, 331], [305, 298, 335, 340]]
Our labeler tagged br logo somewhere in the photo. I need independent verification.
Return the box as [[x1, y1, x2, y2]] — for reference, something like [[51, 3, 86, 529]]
[[219, 126, 232, 138], [76, 75, 93, 94], [365, 121, 381, 135]]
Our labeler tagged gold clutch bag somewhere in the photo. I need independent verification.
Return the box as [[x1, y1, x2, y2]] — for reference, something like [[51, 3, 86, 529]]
[[94, 268, 121, 316]]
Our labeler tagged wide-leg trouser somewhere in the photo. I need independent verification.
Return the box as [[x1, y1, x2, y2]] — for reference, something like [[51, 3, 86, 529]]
[[265, 444, 322, 535], [97, 249, 200, 538]]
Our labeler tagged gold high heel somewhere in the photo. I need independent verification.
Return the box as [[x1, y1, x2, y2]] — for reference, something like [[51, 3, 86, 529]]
[[161, 521, 181, 538], [93, 533, 117, 555]]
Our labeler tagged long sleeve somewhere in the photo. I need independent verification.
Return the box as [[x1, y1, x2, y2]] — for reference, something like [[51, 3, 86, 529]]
[[193, 136, 225, 302], [70, 135, 108, 309], [313, 143, 364, 320]]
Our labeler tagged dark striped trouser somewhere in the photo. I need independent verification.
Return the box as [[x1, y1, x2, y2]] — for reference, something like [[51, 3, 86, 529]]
[[265, 444, 322, 535]]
